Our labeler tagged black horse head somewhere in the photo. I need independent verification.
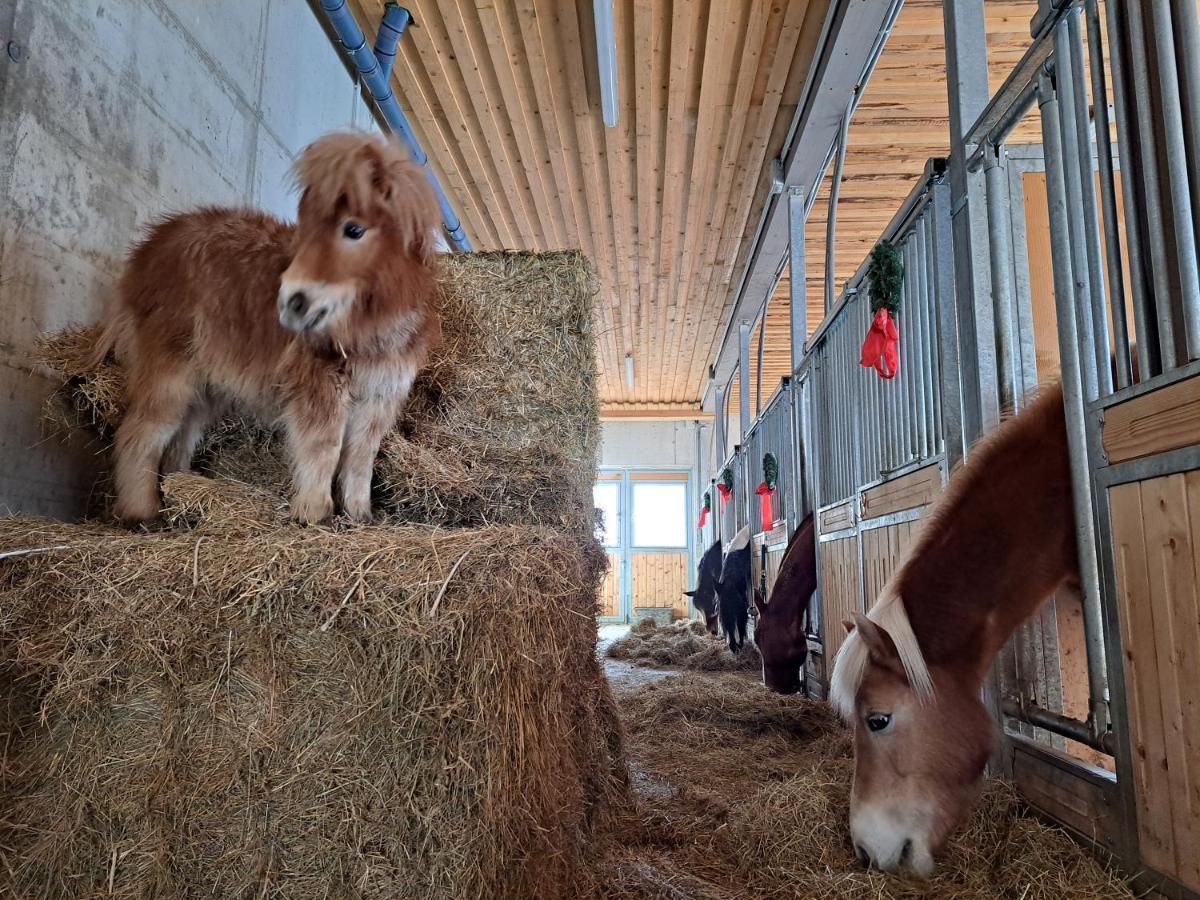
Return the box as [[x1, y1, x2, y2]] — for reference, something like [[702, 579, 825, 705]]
[[684, 539, 722, 634], [715, 526, 752, 653]]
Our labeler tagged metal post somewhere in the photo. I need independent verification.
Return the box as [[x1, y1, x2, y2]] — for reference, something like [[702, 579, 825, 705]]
[[1065, 10, 1113, 396], [714, 383, 727, 487], [943, 0, 996, 443], [1147, 0, 1200, 360], [789, 188, 808, 375], [917, 212, 937, 453], [756, 310, 768, 417], [931, 181, 963, 467], [825, 110, 852, 312], [900, 239, 915, 464], [1125, 0, 1178, 370], [1037, 71, 1110, 739], [739, 323, 752, 441], [1051, 29, 1100, 403], [1174, 0, 1200, 274], [1085, 0, 1132, 390], [1105, 0, 1158, 380], [984, 146, 1019, 411]]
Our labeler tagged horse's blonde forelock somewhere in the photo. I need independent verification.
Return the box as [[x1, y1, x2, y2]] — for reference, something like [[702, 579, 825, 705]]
[[830, 587, 935, 722]]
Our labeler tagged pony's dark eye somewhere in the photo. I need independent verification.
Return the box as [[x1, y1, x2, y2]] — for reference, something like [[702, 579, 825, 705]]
[[866, 713, 892, 733], [343, 221, 366, 240]]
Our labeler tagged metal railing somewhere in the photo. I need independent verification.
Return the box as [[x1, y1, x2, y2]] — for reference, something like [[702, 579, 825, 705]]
[[743, 379, 796, 534], [801, 163, 951, 510]]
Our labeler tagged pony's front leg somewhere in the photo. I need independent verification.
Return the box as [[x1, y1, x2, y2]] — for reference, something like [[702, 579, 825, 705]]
[[284, 390, 346, 525], [336, 394, 401, 522]]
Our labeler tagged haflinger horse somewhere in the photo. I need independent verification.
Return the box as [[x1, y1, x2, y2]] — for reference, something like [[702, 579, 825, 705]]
[[831, 382, 1076, 877], [754, 512, 817, 694], [715, 525, 753, 653], [97, 131, 441, 525], [684, 539, 723, 634]]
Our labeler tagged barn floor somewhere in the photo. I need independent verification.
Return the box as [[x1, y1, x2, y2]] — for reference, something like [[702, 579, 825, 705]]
[[594, 652, 1135, 900]]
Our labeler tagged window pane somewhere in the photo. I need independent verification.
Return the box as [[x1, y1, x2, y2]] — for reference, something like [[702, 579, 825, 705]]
[[632, 482, 687, 548], [593, 482, 620, 547]]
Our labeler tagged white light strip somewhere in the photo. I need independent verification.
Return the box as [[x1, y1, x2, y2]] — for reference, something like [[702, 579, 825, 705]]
[[594, 0, 618, 128], [624, 353, 634, 389]]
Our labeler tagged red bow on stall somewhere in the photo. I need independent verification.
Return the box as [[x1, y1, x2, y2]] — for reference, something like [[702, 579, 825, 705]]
[[755, 482, 774, 528], [698, 506, 709, 528], [716, 482, 732, 506], [860, 307, 900, 379]]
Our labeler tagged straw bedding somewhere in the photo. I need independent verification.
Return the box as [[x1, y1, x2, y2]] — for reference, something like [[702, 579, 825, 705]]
[[0, 496, 628, 898], [35, 251, 599, 532], [596, 671, 1133, 900], [606, 619, 762, 673]]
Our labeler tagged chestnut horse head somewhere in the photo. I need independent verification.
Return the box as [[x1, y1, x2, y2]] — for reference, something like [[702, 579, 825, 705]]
[[684, 539, 722, 634], [279, 131, 440, 347], [830, 383, 1077, 876], [754, 513, 816, 694]]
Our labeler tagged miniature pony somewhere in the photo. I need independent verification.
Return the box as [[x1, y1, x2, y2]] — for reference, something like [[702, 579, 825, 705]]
[[831, 383, 1077, 876], [98, 132, 441, 524]]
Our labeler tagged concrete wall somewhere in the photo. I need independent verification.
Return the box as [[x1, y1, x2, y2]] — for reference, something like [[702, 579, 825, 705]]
[[598, 420, 707, 470], [0, 0, 373, 517]]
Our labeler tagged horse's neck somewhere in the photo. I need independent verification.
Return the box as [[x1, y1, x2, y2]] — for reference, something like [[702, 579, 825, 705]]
[[898, 387, 1077, 674]]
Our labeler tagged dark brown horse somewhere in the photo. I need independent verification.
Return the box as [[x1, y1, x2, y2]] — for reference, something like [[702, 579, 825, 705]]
[[754, 513, 817, 694], [683, 539, 722, 634]]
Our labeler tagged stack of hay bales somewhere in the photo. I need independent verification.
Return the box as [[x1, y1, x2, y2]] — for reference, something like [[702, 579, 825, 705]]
[[1, 252, 628, 898]]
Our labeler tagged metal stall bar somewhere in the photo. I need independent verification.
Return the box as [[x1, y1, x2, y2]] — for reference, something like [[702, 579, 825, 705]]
[[1052, 22, 1100, 403], [1147, 0, 1200, 360], [825, 110, 854, 313], [739, 323, 753, 441], [1064, 9, 1113, 396], [931, 178, 963, 468], [789, 189, 808, 374], [910, 215, 929, 460], [1104, 0, 1157, 379], [1124, 0, 1178, 370], [1175, 0, 1200, 267], [900, 239, 915, 467], [1037, 69, 1110, 742], [983, 146, 1019, 410], [1084, 0, 1132, 390], [918, 212, 937, 453]]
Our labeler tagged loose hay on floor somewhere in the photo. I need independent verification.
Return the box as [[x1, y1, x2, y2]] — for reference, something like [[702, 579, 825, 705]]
[[606, 620, 762, 673], [35, 251, 599, 533], [0, 510, 628, 899], [598, 671, 1133, 900]]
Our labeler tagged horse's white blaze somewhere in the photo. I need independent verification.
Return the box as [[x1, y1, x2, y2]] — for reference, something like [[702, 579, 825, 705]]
[[830, 585, 935, 722]]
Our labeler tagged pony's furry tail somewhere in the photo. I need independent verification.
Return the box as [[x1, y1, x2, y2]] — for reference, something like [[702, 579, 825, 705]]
[[719, 588, 749, 654]]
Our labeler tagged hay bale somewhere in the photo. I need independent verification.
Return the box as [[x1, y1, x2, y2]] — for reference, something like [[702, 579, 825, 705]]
[[0, 514, 628, 899], [34, 251, 599, 532], [605, 622, 761, 673]]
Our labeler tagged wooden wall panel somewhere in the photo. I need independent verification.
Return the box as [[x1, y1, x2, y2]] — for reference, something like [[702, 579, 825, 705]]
[[631, 552, 690, 620], [600, 551, 622, 618], [860, 465, 940, 519], [820, 500, 855, 533], [819, 537, 861, 664], [860, 521, 919, 607], [1103, 375, 1200, 464], [1109, 475, 1200, 891]]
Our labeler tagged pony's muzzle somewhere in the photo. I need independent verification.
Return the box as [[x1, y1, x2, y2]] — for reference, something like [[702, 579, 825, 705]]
[[850, 808, 935, 877], [277, 279, 352, 334]]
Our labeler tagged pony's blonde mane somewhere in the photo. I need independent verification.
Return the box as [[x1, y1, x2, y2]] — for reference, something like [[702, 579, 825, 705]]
[[830, 583, 936, 722]]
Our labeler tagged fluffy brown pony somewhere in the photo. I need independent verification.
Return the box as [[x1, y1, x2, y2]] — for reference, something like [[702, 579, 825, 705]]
[[97, 131, 441, 524]]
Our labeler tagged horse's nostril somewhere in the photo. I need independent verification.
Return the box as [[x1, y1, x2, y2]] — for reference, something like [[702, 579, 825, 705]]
[[900, 839, 913, 866], [287, 291, 307, 314], [854, 843, 869, 866]]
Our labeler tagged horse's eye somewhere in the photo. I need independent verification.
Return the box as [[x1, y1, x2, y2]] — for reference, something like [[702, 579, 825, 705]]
[[343, 222, 366, 240], [866, 713, 891, 733]]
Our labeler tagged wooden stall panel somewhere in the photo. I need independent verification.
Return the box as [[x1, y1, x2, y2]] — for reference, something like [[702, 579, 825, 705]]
[[631, 552, 690, 620], [1103, 375, 1200, 465], [860, 521, 919, 605], [820, 537, 861, 664], [820, 500, 855, 533], [599, 551, 622, 619], [860, 465, 940, 520], [1109, 475, 1200, 891]]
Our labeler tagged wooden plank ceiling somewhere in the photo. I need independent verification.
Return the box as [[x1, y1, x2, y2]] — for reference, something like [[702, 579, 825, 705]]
[[347, 0, 831, 416], [739, 0, 1045, 418]]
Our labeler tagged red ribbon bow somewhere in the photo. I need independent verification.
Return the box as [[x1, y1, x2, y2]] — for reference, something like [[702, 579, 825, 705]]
[[698, 506, 709, 528], [860, 308, 900, 379], [755, 482, 774, 528], [716, 483, 732, 506]]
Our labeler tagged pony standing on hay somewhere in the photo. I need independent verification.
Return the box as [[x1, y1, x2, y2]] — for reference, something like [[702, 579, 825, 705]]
[[97, 132, 441, 525], [831, 383, 1079, 877]]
